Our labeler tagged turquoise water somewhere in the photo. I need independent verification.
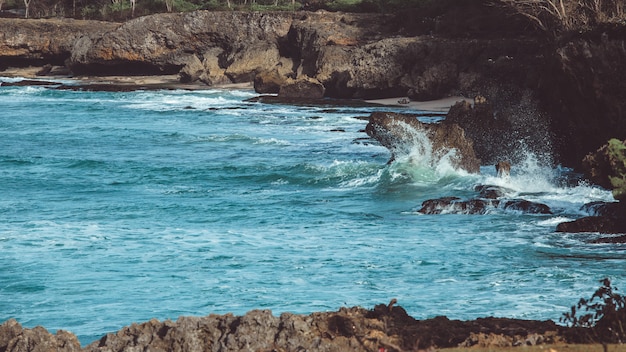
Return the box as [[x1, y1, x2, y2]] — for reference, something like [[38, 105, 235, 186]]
[[1, 79, 624, 345]]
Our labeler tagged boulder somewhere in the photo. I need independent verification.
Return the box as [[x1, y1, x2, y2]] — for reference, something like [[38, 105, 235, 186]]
[[418, 197, 499, 215], [254, 69, 287, 94], [445, 97, 513, 164], [278, 76, 325, 99], [0, 319, 81, 352], [556, 201, 626, 235], [582, 138, 626, 201], [365, 111, 481, 173], [178, 54, 204, 83], [556, 216, 626, 234]]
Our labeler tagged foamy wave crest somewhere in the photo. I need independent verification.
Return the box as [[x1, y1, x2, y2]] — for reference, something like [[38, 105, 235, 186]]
[[253, 137, 291, 146], [383, 121, 472, 185]]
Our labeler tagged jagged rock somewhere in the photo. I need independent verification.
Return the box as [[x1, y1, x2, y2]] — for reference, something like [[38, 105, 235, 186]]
[[418, 197, 499, 215], [445, 97, 513, 164], [278, 76, 325, 99], [178, 54, 204, 83], [365, 111, 481, 173], [68, 11, 293, 77], [417, 196, 552, 215], [0, 303, 580, 352], [0, 319, 81, 352]]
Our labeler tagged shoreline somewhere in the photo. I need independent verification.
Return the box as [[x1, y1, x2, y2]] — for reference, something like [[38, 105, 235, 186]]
[[1, 66, 467, 112]]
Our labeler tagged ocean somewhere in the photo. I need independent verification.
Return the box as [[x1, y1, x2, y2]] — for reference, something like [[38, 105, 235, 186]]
[[0, 78, 624, 345]]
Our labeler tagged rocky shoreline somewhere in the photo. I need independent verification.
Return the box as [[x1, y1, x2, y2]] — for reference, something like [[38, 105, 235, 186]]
[[2, 3, 626, 350], [0, 302, 592, 351]]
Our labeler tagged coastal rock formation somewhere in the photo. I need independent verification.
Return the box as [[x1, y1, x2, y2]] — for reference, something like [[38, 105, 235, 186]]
[[418, 196, 553, 215], [0, 319, 81, 352], [0, 6, 625, 172], [556, 139, 626, 235], [582, 138, 626, 201], [556, 201, 626, 235], [0, 304, 570, 352], [365, 111, 481, 173], [0, 18, 116, 69]]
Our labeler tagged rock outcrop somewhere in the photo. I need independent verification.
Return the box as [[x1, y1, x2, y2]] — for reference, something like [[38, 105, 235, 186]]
[[582, 138, 626, 201], [0, 18, 117, 69], [365, 111, 481, 173], [0, 304, 571, 352], [417, 185, 553, 215], [556, 139, 626, 235]]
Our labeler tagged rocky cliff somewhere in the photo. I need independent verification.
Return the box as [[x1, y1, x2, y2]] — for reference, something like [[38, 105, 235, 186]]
[[0, 5, 625, 171]]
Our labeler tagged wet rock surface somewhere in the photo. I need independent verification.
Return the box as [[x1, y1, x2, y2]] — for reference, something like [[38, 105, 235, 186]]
[[417, 184, 552, 215], [1, 304, 578, 352], [365, 111, 481, 173]]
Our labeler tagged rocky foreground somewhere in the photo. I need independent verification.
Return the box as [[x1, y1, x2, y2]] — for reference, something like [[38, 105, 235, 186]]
[[1, 303, 589, 352]]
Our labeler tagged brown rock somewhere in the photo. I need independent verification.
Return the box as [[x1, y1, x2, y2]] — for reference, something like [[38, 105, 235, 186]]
[[278, 76, 325, 99], [0, 319, 81, 352], [556, 216, 626, 234], [365, 111, 481, 173]]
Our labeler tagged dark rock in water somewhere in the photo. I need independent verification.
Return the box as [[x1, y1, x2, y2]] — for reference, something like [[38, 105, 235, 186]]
[[418, 197, 499, 215], [503, 199, 552, 214], [365, 111, 481, 173], [556, 216, 626, 234], [445, 98, 512, 164], [592, 234, 626, 244], [556, 200, 626, 235], [580, 201, 623, 218]]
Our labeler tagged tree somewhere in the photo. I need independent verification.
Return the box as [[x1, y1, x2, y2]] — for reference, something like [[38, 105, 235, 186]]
[[23, 0, 32, 17]]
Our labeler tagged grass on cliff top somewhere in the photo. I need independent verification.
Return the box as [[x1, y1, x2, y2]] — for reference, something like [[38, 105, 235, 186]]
[[440, 346, 616, 351]]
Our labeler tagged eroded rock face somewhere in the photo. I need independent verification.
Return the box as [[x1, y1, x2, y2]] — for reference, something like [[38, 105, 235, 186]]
[[0, 319, 81, 352], [365, 111, 481, 173], [69, 11, 293, 78]]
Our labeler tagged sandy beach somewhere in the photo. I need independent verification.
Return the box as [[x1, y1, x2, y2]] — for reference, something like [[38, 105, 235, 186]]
[[366, 96, 473, 112], [2, 66, 469, 112]]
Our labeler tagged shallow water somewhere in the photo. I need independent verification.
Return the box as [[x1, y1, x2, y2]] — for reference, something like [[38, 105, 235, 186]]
[[0, 80, 624, 345]]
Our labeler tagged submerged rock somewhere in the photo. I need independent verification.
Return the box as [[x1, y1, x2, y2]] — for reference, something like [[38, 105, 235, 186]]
[[365, 111, 480, 173]]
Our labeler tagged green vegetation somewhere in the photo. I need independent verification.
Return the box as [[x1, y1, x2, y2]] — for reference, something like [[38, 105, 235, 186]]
[[561, 278, 626, 351], [606, 139, 626, 201], [494, 0, 625, 34], [0, 0, 435, 20]]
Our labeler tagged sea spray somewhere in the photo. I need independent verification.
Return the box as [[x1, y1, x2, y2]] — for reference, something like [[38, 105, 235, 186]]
[[1, 84, 625, 345]]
